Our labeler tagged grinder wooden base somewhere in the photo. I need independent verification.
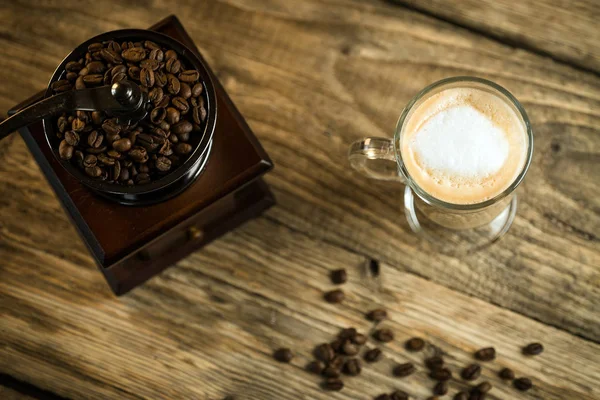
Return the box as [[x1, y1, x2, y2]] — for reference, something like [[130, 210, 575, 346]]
[[9, 16, 275, 295]]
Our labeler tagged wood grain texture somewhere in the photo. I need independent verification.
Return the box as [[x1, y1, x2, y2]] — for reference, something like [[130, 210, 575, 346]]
[[388, 0, 600, 74], [1, 0, 599, 399]]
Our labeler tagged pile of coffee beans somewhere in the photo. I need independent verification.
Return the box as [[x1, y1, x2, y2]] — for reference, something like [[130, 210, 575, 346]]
[[273, 266, 544, 399], [51, 39, 208, 185]]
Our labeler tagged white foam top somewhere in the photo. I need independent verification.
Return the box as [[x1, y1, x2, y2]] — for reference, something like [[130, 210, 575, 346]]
[[411, 105, 509, 180]]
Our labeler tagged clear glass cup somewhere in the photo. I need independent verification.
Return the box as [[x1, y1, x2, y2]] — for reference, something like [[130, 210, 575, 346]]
[[348, 77, 533, 253]]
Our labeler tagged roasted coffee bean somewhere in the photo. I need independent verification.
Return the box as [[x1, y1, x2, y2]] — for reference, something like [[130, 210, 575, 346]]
[[167, 74, 181, 95], [100, 48, 122, 64], [155, 156, 172, 172], [66, 72, 78, 81], [165, 49, 178, 60], [177, 131, 190, 142], [468, 390, 485, 400], [79, 67, 90, 76], [425, 356, 444, 370], [112, 72, 127, 84], [314, 343, 335, 362], [111, 137, 131, 152], [366, 309, 387, 322], [86, 61, 106, 74], [87, 131, 99, 147], [143, 40, 160, 50], [128, 66, 141, 81], [330, 269, 347, 284], [364, 348, 382, 363], [107, 41, 121, 54], [476, 382, 492, 393], [192, 106, 203, 125], [339, 328, 357, 340], [522, 343, 544, 356], [179, 70, 199, 82], [88, 43, 103, 53], [150, 107, 167, 124], [76, 111, 89, 123], [343, 358, 361, 376], [140, 68, 155, 87], [157, 94, 170, 108], [454, 392, 468, 400], [330, 338, 343, 354], [73, 150, 84, 167], [390, 390, 409, 400], [129, 147, 148, 163], [306, 360, 324, 375], [102, 119, 121, 137], [324, 289, 344, 303], [393, 362, 415, 377], [66, 61, 83, 72], [75, 76, 85, 90], [149, 87, 164, 105], [149, 48, 164, 62], [405, 337, 425, 352], [322, 366, 340, 378], [166, 107, 181, 125], [429, 367, 452, 381], [273, 348, 293, 363], [64, 130, 80, 146], [83, 154, 97, 168], [107, 150, 121, 159], [474, 347, 496, 361], [513, 377, 532, 391], [85, 165, 102, 177], [158, 141, 173, 156], [342, 341, 358, 356], [172, 96, 189, 113], [352, 333, 367, 345], [169, 134, 178, 143], [179, 82, 192, 99], [140, 58, 160, 71], [58, 140, 73, 159], [122, 47, 146, 62], [72, 118, 86, 132], [165, 57, 181, 74], [111, 64, 126, 77], [137, 133, 155, 149], [373, 328, 394, 342], [151, 127, 168, 138], [83, 74, 103, 85], [433, 381, 448, 395], [498, 368, 515, 380], [52, 79, 72, 92], [328, 355, 344, 370], [97, 153, 115, 166], [103, 70, 112, 85], [374, 395, 390, 400], [154, 70, 167, 87], [322, 378, 343, 391], [136, 173, 151, 184], [192, 83, 203, 97], [112, 161, 121, 181], [57, 115, 68, 133], [461, 364, 481, 381], [86, 146, 107, 154]]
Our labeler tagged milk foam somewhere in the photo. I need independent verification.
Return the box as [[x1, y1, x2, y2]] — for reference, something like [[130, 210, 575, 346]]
[[401, 87, 527, 204]]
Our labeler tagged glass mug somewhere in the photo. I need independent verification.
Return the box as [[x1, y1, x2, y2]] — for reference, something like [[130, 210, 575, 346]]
[[348, 77, 533, 253]]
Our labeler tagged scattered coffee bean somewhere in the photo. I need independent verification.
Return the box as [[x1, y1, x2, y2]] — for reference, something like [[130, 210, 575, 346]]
[[433, 381, 448, 395], [390, 390, 408, 400], [373, 328, 394, 342], [476, 382, 492, 393], [393, 362, 415, 377], [513, 377, 532, 391], [375, 395, 391, 400], [366, 308, 387, 322], [352, 333, 367, 345], [474, 347, 496, 361], [342, 340, 358, 356], [338, 328, 357, 340], [58, 140, 74, 160], [468, 390, 485, 400], [322, 378, 344, 391], [461, 364, 481, 381], [494, 369, 512, 384], [306, 360, 324, 375], [522, 342, 544, 356], [454, 392, 468, 400], [429, 367, 452, 381], [314, 343, 335, 362], [330, 339, 344, 353], [322, 366, 340, 378], [330, 269, 347, 284], [324, 289, 345, 303], [364, 348, 383, 363], [343, 358, 361, 376], [425, 356, 444, 370], [328, 355, 344, 370], [405, 337, 425, 352], [273, 348, 293, 363]]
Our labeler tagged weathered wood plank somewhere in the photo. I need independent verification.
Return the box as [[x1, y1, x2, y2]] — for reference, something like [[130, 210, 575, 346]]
[[388, 0, 600, 74]]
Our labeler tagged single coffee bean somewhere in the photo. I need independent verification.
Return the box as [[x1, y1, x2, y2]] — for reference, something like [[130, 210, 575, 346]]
[[166, 107, 180, 125], [58, 140, 73, 159], [66, 61, 83, 72], [136, 173, 151, 184], [102, 119, 121, 137], [306, 360, 324, 375], [85, 165, 102, 178], [166, 57, 182, 74], [103, 70, 112, 85], [111, 64, 126, 77], [169, 134, 178, 143], [314, 343, 335, 362], [158, 141, 173, 156], [393, 362, 415, 377], [140, 68, 155, 87], [429, 367, 452, 381], [476, 382, 492, 393], [324, 289, 344, 304], [97, 153, 115, 166], [93, 133, 105, 148], [150, 107, 167, 124], [390, 390, 409, 400], [375, 394, 391, 400], [322, 366, 340, 378], [454, 392, 468, 400], [474, 347, 496, 361], [76, 110, 89, 123], [140, 58, 160, 71], [433, 381, 448, 395], [79, 67, 89, 76], [155, 156, 171, 172], [143, 40, 160, 50], [154, 70, 167, 87], [112, 161, 121, 181], [342, 341, 358, 356], [191, 82, 203, 97], [498, 368, 515, 380], [405, 337, 425, 352], [172, 96, 189, 113], [461, 364, 481, 381], [128, 66, 141, 81], [328, 355, 344, 370], [88, 43, 103, 53], [52, 80, 72, 93], [352, 333, 367, 345], [129, 147, 148, 163], [179, 82, 192, 99], [425, 356, 444, 370], [86, 146, 107, 154], [468, 390, 485, 400], [107, 41, 121, 53], [112, 138, 132, 152], [73, 150, 84, 167], [366, 309, 387, 322], [83, 154, 97, 168], [122, 47, 146, 62], [107, 150, 121, 159], [273, 348, 293, 363], [66, 72, 78, 81], [192, 106, 203, 125], [513, 377, 532, 391], [72, 118, 86, 132], [149, 87, 164, 105], [179, 70, 199, 82], [100, 48, 122, 64], [164, 49, 178, 60], [343, 358, 361, 376], [64, 130, 80, 146], [167, 74, 181, 95], [338, 327, 357, 340], [75, 76, 85, 90], [149, 48, 164, 62], [522, 343, 544, 356], [83, 74, 103, 85], [86, 61, 106, 74], [155, 94, 170, 109], [364, 348, 382, 363], [322, 378, 343, 391], [330, 269, 347, 284], [373, 328, 394, 342], [57, 116, 68, 133]]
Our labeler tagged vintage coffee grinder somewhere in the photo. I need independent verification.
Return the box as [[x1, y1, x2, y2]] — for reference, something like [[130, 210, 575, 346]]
[[3, 16, 275, 295]]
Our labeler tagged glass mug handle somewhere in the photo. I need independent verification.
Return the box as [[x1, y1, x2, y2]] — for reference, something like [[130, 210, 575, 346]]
[[348, 137, 406, 182]]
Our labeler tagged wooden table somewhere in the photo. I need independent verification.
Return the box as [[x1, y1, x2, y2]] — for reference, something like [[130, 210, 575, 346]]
[[1, 1, 598, 399]]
